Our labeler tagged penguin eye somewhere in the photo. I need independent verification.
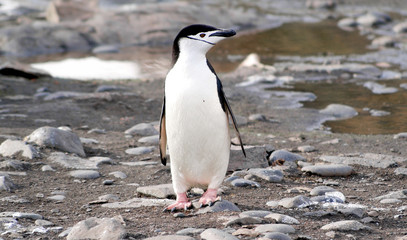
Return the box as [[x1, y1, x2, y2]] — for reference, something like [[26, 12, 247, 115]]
[[200, 33, 206, 38]]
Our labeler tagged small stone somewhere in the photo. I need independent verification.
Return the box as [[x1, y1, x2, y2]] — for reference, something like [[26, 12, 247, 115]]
[[337, 18, 357, 28], [263, 232, 292, 240], [301, 164, 353, 177], [173, 213, 186, 218], [361, 217, 374, 224], [310, 186, 336, 196], [0, 175, 16, 192], [87, 128, 106, 134], [41, 165, 55, 172], [103, 180, 114, 185], [249, 114, 267, 121], [369, 109, 390, 117], [109, 171, 127, 179], [269, 150, 306, 164], [232, 228, 259, 237], [374, 190, 407, 201], [35, 219, 54, 227], [255, 224, 295, 234], [230, 178, 260, 188], [297, 145, 316, 153], [13, 212, 43, 220], [380, 198, 402, 204], [368, 211, 379, 217], [98, 194, 119, 202], [394, 133, 407, 139], [325, 231, 337, 238], [67, 216, 127, 240], [136, 184, 175, 199], [69, 170, 100, 179], [225, 216, 263, 226], [125, 146, 155, 155], [265, 213, 300, 225], [47, 195, 66, 201], [48, 152, 98, 170], [321, 220, 371, 231], [239, 210, 273, 219], [372, 36, 397, 47], [125, 123, 158, 136], [393, 21, 407, 33], [395, 168, 407, 176], [80, 137, 99, 145], [0, 195, 30, 203], [176, 227, 205, 236], [0, 139, 39, 159], [364, 81, 398, 94], [320, 139, 340, 145], [201, 228, 239, 240], [197, 200, 240, 214], [138, 135, 159, 144], [0, 160, 30, 170], [319, 104, 358, 120], [279, 195, 314, 209], [356, 12, 391, 27], [248, 168, 284, 182]]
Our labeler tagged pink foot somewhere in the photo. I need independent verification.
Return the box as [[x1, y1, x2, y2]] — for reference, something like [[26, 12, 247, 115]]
[[164, 193, 191, 212], [199, 188, 221, 207]]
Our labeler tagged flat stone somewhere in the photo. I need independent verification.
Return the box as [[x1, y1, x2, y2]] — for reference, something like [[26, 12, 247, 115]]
[[310, 186, 336, 196], [320, 139, 340, 145], [255, 224, 295, 234], [49, 152, 98, 169], [176, 227, 205, 236], [395, 168, 407, 176], [125, 123, 158, 136], [25, 126, 85, 157], [98, 194, 119, 202], [43, 91, 84, 101], [229, 146, 269, 171], [301, 164, 353, 177], [394, 133, 407, 139], [248, 168, 284, 182], [364, 81, 398, 94], [372, 36, 397, 47], [297, 145, 316, 153], [225, 216, 263, 227], [67, 216, 127, 240], [269, 149, 306, 164], [102, 198, 174, 208], [0, 175, 16, 192], [125, 146, 155, 155], [145, 236, 196, 240], [197, 200, 240, 214], [230, 178, 260, 188], [311, 192, 346, 204], [393, 21, 407, 33], [88, 156, 114, 166], [35, 219, 54, 227], [320, 153, 406, 168], [69, 170, 100, 179], [41, 165, 55, 172], [109, 171, 127, 179], [337, 207, 365, 218], [47, 195, 66, 201], [279, 195, 314, 209], [137, 184, 175, 199], [0, 160, 31, 171], [232, 228, 259, 237], [0, 195, 30, 203], [263, 232, 292, 240], [265, 213, 300, 225], [337, 18, 357, 28], [370, 109, 390, 117], [80, 137, 99, 145], [319, 104, 358, 120], [13, 212, 43, 220], [120, 161, 158, 166], [249, 114, 267, 121], [201, 228, 238, 240], [356, 12, 390, 27], [321, 220, 371, 231], [0, 139, 39, 159], [380, 198, 402, 204], [138, 135, 159, 144], [95, 84, 125, 92], [239, 210, 272, 219], [303, 210, 337, 218]]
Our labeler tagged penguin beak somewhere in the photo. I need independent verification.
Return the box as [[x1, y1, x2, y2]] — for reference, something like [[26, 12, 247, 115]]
[[209, 29, 236, 38]]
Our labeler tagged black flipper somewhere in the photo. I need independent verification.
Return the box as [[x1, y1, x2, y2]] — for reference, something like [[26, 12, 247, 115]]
[[159, 96, 167, 165], [207, 60, 246, 157]]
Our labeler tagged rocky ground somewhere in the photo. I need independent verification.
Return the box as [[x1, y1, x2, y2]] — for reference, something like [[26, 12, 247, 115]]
[[1, 0, 407, 240]]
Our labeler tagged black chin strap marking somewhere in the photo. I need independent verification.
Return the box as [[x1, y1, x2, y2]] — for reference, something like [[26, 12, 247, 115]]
[[186, 36, 215, 45]]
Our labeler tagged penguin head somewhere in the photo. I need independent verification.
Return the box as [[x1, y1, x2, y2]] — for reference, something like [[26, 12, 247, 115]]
[[172, 24, 236, 64]]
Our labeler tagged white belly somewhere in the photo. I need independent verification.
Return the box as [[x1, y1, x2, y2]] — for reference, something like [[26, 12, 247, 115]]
[[165, 65, 230, 193]]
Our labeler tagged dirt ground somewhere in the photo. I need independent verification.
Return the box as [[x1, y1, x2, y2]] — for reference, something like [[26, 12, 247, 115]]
[[1, 72, 407, 240]]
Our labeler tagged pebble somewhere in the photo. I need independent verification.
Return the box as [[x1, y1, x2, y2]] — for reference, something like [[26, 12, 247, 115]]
[[263, 232, 292, 240], [337, 207, 365, 218], [87, 128, 106, 134], [230, 178, 260, 188], [279, 195, 314, 209], [136, 184, 175, 199], [41, 165, 55, 172], [13, 212, 43, 220], [232, 228, 259, 237], [35, 219, 54, 227], [47, 195, 66, 201], [94, 84, 124, 92], [98, 194, 119, 202], [197, 200, 241, 214], [269, 149, 306, 164], [69, 170, 100, 179], [67, 216, 127, 240], [395, 168, 407, 176], [247, 168, 284, 182], [145, 236, 195, 240], [356, 12, 391, 27], [225, 216, 263, 227], [393, 21, 407, 33], [337, 18, 357, 29], [1, 195, 30, 203], [320, 153, 405, 169], [297, 145, 316, 153], [255, 224, 295, 234], [138, 135, 159, 144], [394, 132, 407, 139], [125, 146, 155, 155], [249, 114, 267, 121], [0, 160, 30, 170], [380, 198, 402, 204], [372, 36, 397, 47], [321, 220, 371, 231], [401, 83, 407, 90], [0, 139, 39, 159], [201, 228, 238, 240], [124, 123, 158, 136], [176, 227, 205, 236], [109, 171, 127, 179], [103, 180, 114, 185], [80, 137, 99, 145], [374, 190, 407, 201], [319, 104, 358, 120], [319, 138, 340, 145], [369, 109, 390, 117], [310, 186, 336, 196], [363, 81, 398, 94], [0, 175, 16, 192], [301, 164, 353, 177], [265, 213, 300, 225], [24, 126, 85, 157], [239, 210, 272, 219]]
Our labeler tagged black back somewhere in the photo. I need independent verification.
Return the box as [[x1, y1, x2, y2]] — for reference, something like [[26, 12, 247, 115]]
[[172, 24, 218, 65]]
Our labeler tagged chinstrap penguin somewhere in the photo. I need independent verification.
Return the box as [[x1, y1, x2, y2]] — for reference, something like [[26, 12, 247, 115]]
[[159, 24, 246, 211]]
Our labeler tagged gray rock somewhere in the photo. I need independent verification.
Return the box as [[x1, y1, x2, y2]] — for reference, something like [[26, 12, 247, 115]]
[[320, 153, 406, 168], [297, 145, 316, 153], [394, 133, 407, 139], [395, 168, 407, 176], [393, 21, 407, 33], [35, 219, 54, 227], [197, 200, 240, 214], [321, 220, 371, 231], [263, 232, 292, 240], [337, 18, 357, 28], [370, 109, 390, 117], [364, 81, 398, 94], [301, 164, 353, 177], [87, 128, 106, 134], [255, 224, 295, 234], [176, 227, 205, 236], [230, 178, 260, 188], [120, 161, 158, 167], [288, 63, 380, 76], [88, 156, 114, 166], [145, 236, 196, 240], [239, 210, 272, 219], [138, 135, 159, 144], [41, 165, 55, 172], [201, 228, 238, 240], [109, 171, 127, 179], [0, 139, 39, 159], [0, 175, 16, 192], [137, 184, 175, 199], [337, 207, 365, 218], [48, 152, 98, 169], [381, 70, 402, 80], [401, 83, 407, 90], [125, 146, 155, 155], [374, 190, 407, 201], [372, 36, 397, 47], [225, 216, 263, 227], [125, 123, 158, 136], [319, 104, 358, 120], [80, 137, 99, 145], [69, 170, 100, 179], [47, 195, 66, 201], [99, 194, 120, 202], [303, 210, 337, 217], [13, 212, 43, 220], [25, 126, 85, 157], [229, 146, 269, 171], [67, 216, 127, 240], [43, 91, 84, 101], [0, 160, 30, 171], [248, 168, 284, 182], [265, 213, 300, 225], [102, 198, 174, 208], [95, 84, 125, 92], [0, 195, 30, 203], [306, 0, 336, 9], [249, 114, 267, 122], [92, 45, 120, 54], [103, 180, 114, 185], [279, 195, 314, 209], [269, 149, 306, 164], [310, 186, 336, 196], [356, 12, 391, 27]]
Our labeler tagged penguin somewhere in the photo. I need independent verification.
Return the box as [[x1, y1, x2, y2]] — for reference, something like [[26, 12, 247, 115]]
[[159, 24, 246, 211]]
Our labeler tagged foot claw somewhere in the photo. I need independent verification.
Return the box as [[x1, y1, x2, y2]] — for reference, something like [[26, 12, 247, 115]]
[[208, 201, 213, 207]]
